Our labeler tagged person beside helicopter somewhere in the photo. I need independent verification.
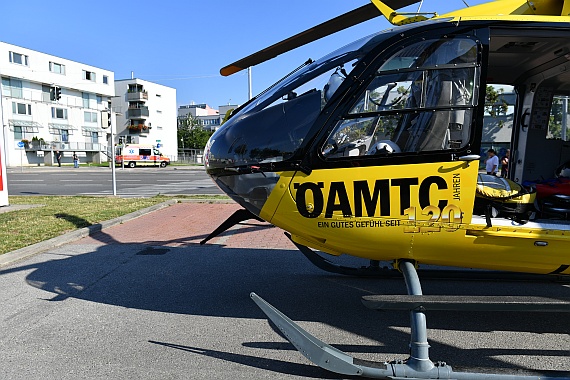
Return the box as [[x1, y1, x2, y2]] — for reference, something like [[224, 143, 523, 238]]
[[500, 148, 510, 177], [485, 148, 499, 175]]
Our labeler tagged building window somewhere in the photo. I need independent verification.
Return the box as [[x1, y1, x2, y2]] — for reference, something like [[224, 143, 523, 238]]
[[12, 102, 32, 115], [51, 107, 68, 119], [91, 131, 99, 144], [2, 77, 23, 98], [103, 75, 108, 84], [9, 52, 28, 66], [96, 95, 102, 104], [61, 130, 69, 142], [14, 126, 24, 140], [84, 111, 97, 123], [49, 62, 65, 75], [82, 92, 90, 108], [83, 70, 96, 82]]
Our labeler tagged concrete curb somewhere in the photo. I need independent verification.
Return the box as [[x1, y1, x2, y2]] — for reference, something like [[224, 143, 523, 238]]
[[0, 199, 179, 268]]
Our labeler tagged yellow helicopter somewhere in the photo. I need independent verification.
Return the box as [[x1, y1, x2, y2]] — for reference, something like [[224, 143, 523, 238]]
[[202, 0, 570, 378]]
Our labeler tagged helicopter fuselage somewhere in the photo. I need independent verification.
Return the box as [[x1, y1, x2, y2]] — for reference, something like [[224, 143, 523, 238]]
[[206, 17, 570, 276]]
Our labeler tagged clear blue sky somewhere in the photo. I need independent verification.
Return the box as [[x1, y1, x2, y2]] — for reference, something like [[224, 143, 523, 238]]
[[1, 0, 486, 109]]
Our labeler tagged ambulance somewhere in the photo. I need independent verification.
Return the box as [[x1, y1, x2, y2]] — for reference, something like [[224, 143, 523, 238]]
[[115, 144, 170, 168]]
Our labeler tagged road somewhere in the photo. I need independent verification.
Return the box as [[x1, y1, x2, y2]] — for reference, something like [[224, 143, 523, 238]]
[[6, 165, 223, 197]]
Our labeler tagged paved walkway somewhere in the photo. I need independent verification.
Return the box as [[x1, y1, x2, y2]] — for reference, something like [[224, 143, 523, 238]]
[[72, 202, 293, 250]]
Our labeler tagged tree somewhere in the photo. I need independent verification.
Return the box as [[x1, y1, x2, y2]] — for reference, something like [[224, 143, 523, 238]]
[[221, 108, 234, 125], [547, 96, 569, 140], [485, 85, 509, 118], [177, 114, 213, 149], [485, 85, 509, 128]]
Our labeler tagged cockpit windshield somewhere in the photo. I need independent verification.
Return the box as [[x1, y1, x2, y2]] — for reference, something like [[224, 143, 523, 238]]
[[205, 20, 452, 171], [206, 30, 399, 171]]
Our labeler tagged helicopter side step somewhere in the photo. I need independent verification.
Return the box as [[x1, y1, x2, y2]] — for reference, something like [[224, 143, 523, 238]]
[[362, 295, 570, 312]]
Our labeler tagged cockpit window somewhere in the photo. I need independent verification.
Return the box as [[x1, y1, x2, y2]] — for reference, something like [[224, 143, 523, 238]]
[[380, 38, 478, 71], [323, 36, 480, 159]]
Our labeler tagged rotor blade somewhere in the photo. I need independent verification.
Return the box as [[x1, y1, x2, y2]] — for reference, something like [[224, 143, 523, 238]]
[[220, 0, 420, 76]]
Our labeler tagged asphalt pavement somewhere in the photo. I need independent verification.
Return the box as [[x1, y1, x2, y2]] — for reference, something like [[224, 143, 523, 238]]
[[6, 164, 222, 197], [0, 201, 569, 379]]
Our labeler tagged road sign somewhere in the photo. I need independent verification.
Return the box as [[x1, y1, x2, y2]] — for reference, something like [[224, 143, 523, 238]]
[[17, 141, 25, 148], [156, 143, 161, 148]]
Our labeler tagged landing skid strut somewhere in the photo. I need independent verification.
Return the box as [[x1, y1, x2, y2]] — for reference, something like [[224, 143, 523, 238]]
[[251, 260, 570, 379]]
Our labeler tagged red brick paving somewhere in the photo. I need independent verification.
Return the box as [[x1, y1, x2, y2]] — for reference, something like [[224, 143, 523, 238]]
[[72, 202, 293, 249]]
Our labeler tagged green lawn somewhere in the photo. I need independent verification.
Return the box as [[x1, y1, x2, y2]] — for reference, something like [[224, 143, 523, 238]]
[[0, 196, 170, 255]]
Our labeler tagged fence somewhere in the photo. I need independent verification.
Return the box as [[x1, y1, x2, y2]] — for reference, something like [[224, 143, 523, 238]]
[[177, 149, 204, 164]]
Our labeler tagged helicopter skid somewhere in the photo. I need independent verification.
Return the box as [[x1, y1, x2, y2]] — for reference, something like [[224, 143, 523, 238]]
[[362, 294, 570, 312], [250, 260, 570, 379]]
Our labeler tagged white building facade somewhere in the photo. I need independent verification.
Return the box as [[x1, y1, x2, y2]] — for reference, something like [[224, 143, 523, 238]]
[[0, 42, 115, 167], [177, 103, 238, 132], [112, 79, 177, 160]]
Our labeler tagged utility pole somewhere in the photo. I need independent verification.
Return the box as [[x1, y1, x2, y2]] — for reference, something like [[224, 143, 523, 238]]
[[0, 78, 8, 206], [110, 109, 117, 196], [248, 67, 252, 100]]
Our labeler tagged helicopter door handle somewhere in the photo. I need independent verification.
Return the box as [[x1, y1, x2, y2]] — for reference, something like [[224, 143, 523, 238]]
[[458, 155, 480, 161], [521, 108, 530, 131]]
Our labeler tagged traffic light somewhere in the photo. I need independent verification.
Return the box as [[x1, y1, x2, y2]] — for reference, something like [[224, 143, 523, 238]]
[[55, 87, 62, 101]]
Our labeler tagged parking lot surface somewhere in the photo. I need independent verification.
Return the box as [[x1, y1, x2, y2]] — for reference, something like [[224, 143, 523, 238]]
[[1, 203, 569, 379]]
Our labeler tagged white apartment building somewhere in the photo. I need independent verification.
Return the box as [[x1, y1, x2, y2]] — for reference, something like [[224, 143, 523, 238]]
[[0, 41, 115, 167], [112, 79, 177, 160], [178, 103, 238, 131]]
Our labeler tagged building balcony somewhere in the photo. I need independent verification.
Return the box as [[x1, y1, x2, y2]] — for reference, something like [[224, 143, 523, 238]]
[[126, 91, 148, 101], [127, 106, 149, 119], [127, 124, 151, 133]]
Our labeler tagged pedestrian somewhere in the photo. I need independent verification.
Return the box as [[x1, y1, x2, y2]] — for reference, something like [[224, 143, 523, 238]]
[[500, 149, 510, 178], [485, 148, 499, 176], [73, 152, 79, 168], [55, 150, 62, 167]]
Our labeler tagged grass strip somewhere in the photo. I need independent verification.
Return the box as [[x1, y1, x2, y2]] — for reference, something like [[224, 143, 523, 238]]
[[0, 196, 171, 255]]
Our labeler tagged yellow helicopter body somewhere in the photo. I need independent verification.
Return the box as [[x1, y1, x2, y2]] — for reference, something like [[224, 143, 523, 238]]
[[207, 0, 570, 277], [260, 163, 569, 275]]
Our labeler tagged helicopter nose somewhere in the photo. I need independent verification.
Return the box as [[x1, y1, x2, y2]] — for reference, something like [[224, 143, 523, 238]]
[[204, 136, 280, 217]]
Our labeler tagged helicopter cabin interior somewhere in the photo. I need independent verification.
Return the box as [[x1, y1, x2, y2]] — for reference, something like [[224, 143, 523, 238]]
[[484, 27, 570, 223]]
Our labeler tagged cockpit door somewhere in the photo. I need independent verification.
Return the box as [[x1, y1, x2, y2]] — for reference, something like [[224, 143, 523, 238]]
[[272, 26, 488, 262]]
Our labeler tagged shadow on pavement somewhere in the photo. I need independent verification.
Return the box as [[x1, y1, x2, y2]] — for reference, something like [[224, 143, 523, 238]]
[[1, 218, 569, 376]]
